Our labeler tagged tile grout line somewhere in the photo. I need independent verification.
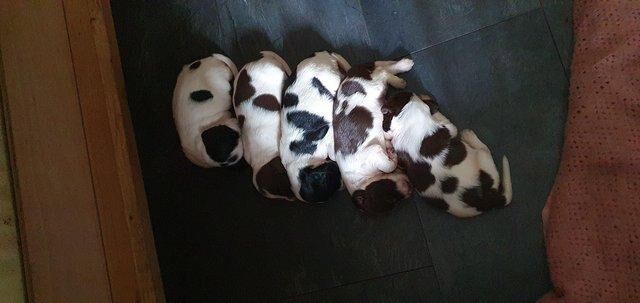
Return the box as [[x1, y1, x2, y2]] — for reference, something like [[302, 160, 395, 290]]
[[284, 265, 433, 300], [412, 202, 449, 303], [394, 7, 545, 60], [538, 0, 571, 81]]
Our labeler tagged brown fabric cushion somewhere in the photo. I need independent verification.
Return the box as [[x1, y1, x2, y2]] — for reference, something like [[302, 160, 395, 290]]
[[540, 1, 640, 302]]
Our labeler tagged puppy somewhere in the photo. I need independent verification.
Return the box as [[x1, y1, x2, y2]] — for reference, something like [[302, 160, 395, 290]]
[[280, 51, 351, 203], [234, 51, 295, 201], [333, 59, 414, 214], [173, 54, 242, 168], [385, 92, 513, 218]]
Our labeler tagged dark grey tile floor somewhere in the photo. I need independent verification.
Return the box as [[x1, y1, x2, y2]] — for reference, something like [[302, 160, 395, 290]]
[[111, 1, 572, 302]]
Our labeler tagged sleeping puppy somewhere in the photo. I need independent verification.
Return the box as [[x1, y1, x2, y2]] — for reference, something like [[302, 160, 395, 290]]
[[280, 51, 351, 203], [173, 54, 243, 168], [385, 92, 513, 218], [333, 59, 414, 214], [234, 51, 295, 201]]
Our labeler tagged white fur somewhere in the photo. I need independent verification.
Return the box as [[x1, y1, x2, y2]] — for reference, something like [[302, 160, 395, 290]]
[[279, 52, 350, 200], [389, 95, 513, 217], [172, 54, 242, 167], [234, 51, 292, 200], [334, 59, 414, 196]]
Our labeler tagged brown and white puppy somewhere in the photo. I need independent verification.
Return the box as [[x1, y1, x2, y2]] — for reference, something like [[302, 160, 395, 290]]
[[279, 51, 351, 203], [333, 59, 414, 214], [234, 51, 295, 201], [385, 92, 513, 218], [173, 54, 242, 168]]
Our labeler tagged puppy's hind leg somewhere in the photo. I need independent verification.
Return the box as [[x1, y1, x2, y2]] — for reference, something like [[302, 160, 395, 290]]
[[461, 130, 489, 151], [462, 130, 499, 185], [378, 58, 414, 74], [386, 74, 407, 89]]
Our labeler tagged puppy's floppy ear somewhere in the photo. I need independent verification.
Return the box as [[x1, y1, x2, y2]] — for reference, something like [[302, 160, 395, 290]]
[[331, 52, 352, 73], [352, 189, 367, 211], [212, 53, 238, 78], [298, 162, 342, 203], [419, 94, 439, 114]]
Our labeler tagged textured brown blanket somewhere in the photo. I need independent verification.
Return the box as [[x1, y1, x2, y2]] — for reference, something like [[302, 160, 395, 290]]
[[540, 1, 640, 302]]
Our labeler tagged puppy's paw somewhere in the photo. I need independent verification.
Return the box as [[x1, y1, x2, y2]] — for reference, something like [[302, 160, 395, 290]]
[[388, 76, 407, 89], [395, 58, 414, 72], [384, 131, 394, 141], [461, 129, 478, 142]]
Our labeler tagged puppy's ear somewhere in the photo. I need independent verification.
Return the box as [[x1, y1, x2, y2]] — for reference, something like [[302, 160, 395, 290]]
[[331, 52, 352, 73], [419, 94, 439, 114], [212, 53, 238, 78], [352, 189, 367, 211], [298, 162, 342, 203]]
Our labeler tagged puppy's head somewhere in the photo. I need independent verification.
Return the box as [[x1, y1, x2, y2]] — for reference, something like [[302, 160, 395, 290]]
[[200, 118, 243, 167], [255, 156, 296, 201], [382, 92, 439, 131], [351, 173, 411, 215], [297, 160, 342, 204]]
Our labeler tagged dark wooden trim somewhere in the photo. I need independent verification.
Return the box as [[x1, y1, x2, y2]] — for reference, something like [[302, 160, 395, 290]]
[[0, 1, 164, 302]]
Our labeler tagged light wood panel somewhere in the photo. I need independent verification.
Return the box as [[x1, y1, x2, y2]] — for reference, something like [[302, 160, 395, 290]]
[[62, 0, 164, 302], [0, 1, 164, 302], [0, 2, 112, 302]]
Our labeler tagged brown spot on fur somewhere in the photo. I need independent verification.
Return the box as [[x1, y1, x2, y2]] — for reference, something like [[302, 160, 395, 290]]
[[352, 179, 404, 214], [234, 69, 255, 106], [420, 127, 451, 158], [444, 138, 467, 167], [461, 170, 506, 211], [340, 80, 366, 96], [382, 92, 413, 131], [398, 151, 435, 192], [255, 156, 295, 199], [237, 115, 245, 129], [345, 63, 374, 80], [441, 176, 458, 194], [253, 94, 280, 111], [333, 105, 373, 155]]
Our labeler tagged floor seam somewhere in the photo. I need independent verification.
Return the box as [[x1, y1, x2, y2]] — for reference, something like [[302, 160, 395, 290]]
[[395, 7, 544, 60], [538, 0, 571, 81], [284, 265, 433, 300]]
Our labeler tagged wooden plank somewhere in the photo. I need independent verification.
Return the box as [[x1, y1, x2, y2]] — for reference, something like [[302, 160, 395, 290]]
[[61, 0, 165, 302], [0, 2, 112, 302]]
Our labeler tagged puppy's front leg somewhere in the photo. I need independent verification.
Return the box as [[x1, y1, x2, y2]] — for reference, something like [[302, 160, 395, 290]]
[[373, 146, 397, 173]]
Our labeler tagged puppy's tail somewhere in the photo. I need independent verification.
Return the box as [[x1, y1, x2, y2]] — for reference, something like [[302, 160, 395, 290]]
[[331, 52, 352, 72], [500, 156, 513, 205], [260, 51, 292, 76]]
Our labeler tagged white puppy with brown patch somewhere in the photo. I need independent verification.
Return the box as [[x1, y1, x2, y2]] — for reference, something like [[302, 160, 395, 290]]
[[385, 92, 512, 217], [279, 51, 351, 203], [234, 51, 295, 201], [333, 59, 414, 214], [173, 54, 243, 168]]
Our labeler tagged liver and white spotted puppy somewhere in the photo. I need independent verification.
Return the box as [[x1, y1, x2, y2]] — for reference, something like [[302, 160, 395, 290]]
[[279, 51, 351, 203], [173, 54, 243, 168], [385, 92, 513, 218], [333, 59, 414, 214], [234, 51, 295, 201]]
